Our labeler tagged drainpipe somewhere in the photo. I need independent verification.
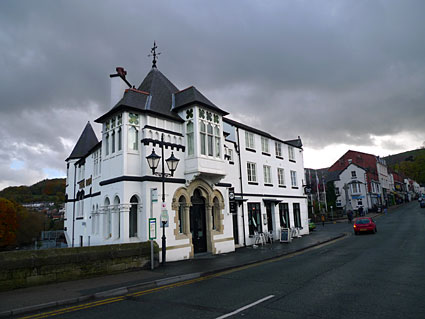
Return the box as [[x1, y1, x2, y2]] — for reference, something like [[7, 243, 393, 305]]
[[236, 127, 246, 246], [72, 162, 77, 248]]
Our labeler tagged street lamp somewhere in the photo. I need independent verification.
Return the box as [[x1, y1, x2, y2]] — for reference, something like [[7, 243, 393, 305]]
[[146, 133, 179, 265]]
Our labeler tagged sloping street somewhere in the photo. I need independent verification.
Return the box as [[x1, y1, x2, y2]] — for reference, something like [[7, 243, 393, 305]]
[[23, 202, 425, 319]]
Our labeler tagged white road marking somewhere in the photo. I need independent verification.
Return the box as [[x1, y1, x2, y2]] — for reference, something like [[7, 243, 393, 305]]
[[215, 295, 275, 319]]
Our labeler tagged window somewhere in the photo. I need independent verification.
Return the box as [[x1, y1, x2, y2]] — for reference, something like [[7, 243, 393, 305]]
[[261, 136, 269, 153], [111, 131, 116, 153], [263, 165, 272, 184], [290, 170, 298, 187], [335, 187, 340, 196], [225, 147, 234, 162], [212, 197, 220, 230], [245, 131, 255, 149], [293, 203, 301, 228], [278, 168, 285, 186], [187, 121, 194, 156], [351, 183, 360, 193], [351, 171, 357, 178], [336, 199, 342, 207], [288, 146, 295, 161], [118, 128, 122, 151], [200, 121, 206, 155], [128, 126, 138, 151], [214, 126, 220, 158], [279, 203, 290, 228], [207, 123, 214, 156], [105, 134, 109, 156], [178, 196, 186, 234], [247, 162, 257, 182], [275, 142, 282, 157], [248, 203, 262, 235], [129, 196, 138, 237]]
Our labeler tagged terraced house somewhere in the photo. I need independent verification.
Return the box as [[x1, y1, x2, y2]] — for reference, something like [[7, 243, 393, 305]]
[[65, 55, 308, 262]]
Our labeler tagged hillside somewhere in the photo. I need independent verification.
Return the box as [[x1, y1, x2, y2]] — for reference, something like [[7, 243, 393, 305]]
[[0, 178, 66, 205], [384, 148, 425, 185]]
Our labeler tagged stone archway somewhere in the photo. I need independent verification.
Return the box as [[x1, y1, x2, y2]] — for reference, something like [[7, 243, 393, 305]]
[[172, 179, 226, 257]]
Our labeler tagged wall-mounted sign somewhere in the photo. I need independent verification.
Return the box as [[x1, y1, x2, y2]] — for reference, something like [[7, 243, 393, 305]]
[[229, 187, 236, 214]]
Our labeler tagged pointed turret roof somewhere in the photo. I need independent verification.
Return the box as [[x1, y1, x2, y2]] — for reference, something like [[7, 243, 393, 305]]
[[96, 67, 228, 123], [96, 68, 182, 123], [67, 122, 98, 160]]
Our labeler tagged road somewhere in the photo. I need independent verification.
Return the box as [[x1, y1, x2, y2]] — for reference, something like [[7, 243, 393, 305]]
[[23, 202, 425, 319]]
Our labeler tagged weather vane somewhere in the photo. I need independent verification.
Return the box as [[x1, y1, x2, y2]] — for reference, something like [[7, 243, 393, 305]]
[[148, 41, 161, 68]]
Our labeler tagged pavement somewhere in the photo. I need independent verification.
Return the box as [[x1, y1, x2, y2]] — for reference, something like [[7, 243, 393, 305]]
[[0, 209, 388, 318]]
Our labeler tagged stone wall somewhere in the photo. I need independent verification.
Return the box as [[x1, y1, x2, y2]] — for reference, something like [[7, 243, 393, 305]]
[[0, 242, 158, 291]]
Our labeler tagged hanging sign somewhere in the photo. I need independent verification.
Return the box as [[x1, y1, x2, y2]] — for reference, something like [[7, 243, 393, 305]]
[[149, 218, 157, 240], [160, 203, 169, 227], [229, 187, 237, 214]]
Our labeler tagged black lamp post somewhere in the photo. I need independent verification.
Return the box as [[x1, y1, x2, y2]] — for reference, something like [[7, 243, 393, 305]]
[[146, 133, 179, 265]]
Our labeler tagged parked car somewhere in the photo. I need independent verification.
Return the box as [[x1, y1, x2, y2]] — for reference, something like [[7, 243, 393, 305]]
[[353, 217, 377, 235], [420, 200, 425, 208], [308, 219, 316, 231]]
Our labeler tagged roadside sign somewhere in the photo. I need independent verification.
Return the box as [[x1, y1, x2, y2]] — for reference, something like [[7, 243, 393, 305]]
[[160, 209, 169, 227], [149, 218, 157, 240], [151, 188, 158, 202]]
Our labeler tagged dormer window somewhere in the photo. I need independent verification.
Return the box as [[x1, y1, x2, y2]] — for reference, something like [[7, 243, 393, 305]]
[[199, 110, 221, 159]]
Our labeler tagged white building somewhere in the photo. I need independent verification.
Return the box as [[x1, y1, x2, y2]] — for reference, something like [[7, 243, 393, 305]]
[[65, 61, 308, 262], [331, 163, 369, 211]]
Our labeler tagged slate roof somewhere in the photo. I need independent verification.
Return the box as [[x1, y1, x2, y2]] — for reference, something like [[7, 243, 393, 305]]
[[285, 138, 303, 148], [173, 86, 228, 115], [223, 118, 303, 149], [67, 122, 99, 160], [95, 68, 183, 123]]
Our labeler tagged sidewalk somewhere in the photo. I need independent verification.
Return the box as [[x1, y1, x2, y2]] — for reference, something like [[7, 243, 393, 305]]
[[0, 224, 347, 317]]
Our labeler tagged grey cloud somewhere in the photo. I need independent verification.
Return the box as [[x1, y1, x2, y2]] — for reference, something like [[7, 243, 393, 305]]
[[1, 0, 425, 187]]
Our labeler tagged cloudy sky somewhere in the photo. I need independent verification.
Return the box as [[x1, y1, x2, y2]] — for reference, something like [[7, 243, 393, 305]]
[[1, 0, 425, 191]]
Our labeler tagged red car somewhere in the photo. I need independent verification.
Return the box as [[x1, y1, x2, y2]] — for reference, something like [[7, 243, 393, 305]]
[[353, 217, 377, 235]]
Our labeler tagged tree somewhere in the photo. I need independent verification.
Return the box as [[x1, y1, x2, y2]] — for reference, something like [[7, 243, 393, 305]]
[[0, 198, 18, 249]]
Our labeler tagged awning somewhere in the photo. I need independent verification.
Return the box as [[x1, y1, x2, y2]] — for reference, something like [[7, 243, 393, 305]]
[[234, 197, 248, 202]]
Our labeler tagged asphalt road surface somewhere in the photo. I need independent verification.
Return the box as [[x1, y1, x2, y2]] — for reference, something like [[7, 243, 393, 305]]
[[24, 202, 425, 319]]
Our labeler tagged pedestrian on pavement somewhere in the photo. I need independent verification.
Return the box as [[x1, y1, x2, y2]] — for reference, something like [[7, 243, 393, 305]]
[[384, 207, 388, 215], [358, 206, 364, 217], [347, 210, 353, 223], [321, 214, 325, 227]]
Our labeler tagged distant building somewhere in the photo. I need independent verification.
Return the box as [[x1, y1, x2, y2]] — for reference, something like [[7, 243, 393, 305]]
[[65, 58, 308, 262]]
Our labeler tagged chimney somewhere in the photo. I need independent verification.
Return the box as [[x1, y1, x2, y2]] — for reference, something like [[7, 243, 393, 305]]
[[110, 67, 132, 108]]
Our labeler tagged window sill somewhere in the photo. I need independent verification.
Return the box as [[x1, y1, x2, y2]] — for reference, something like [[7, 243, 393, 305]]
[[279, 185, 287, 188], [292, 186, 299, 189], [245, 148, 256, 153], [289, 159, 296, 163], [76, 217, 84, 220], [229, 161, 235, 165], [276, 156, 284, 160], [248, 182, 259, 185], [262, 152, 271, 156], [264, 183, 273, 187]]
